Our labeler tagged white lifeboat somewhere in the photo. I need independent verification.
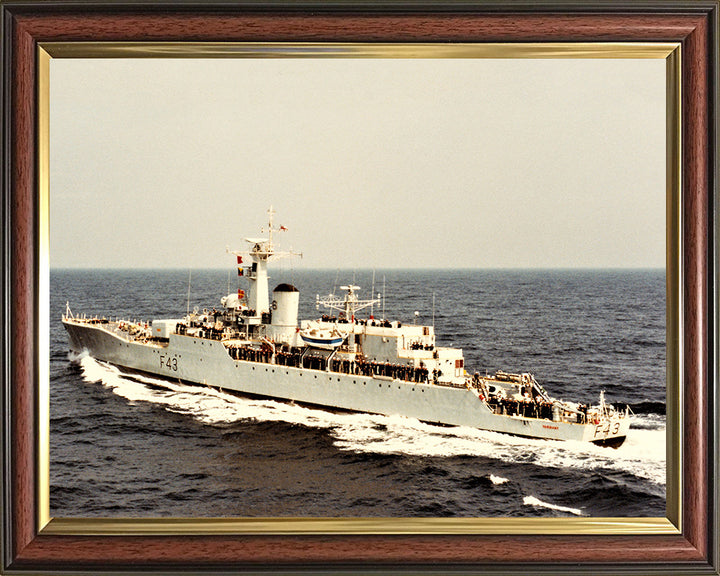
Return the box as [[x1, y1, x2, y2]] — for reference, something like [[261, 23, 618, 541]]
[[300, 328, 345, 349]]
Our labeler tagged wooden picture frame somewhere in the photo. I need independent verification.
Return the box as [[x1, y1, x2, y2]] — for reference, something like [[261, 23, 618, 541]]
[[2, 1, 717, 573]]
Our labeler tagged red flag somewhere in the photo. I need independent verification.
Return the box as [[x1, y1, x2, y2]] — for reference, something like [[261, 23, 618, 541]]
[[279, 225, 288, 231], [237, 268, 243, 277], [237, 289, 245, 298], [236, 256, 243, 264]]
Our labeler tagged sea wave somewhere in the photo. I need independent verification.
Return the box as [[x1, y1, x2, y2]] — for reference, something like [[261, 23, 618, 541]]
[[628, 400, 666, 415], [523, 495, 583, 516], [489, 474, 509, 485]]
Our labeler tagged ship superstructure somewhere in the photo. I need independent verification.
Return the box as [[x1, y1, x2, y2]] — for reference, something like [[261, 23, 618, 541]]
[[62, 208, 630, 447]]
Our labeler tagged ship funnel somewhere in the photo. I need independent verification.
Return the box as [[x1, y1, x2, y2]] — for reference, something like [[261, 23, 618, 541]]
[[269, 283, 299, 343]]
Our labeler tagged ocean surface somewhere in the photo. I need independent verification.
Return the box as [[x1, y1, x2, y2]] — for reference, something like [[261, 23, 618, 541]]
[[49, 268, 666, 518]]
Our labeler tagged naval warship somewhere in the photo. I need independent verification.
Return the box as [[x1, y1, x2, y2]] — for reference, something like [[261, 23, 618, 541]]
[[62, 208, 631, 447]]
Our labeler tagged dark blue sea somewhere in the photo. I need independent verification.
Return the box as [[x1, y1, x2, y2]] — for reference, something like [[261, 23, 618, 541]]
[[49, 269, 666, 518]]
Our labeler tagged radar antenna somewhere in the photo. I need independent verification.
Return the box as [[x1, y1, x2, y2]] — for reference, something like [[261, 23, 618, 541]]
[[316, 285, 380, 322], [229, 205, 302, 263]]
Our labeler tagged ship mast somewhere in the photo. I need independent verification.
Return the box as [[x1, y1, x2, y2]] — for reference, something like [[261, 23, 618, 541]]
[[316, 285, 380, 353], [229, 206, 301, 318]]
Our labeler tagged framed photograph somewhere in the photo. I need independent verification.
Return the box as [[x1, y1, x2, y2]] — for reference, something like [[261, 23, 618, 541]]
[[2, 1, 717, 574]]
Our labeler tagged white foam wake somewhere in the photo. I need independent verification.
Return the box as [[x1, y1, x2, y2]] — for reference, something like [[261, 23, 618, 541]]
[[68, 349, 89, 362], [523, 495, 583, 516], [490, 474, 509, 485], [73, 355, 666, 486]]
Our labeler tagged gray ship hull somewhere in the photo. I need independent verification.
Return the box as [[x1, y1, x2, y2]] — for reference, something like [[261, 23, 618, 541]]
[[63, 319, 630, 445]]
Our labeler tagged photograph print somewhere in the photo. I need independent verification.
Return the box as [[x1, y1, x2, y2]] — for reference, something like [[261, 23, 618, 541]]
[[49, 52, 667, 519]]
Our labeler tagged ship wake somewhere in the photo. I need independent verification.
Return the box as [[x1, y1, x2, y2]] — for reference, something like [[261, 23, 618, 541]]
[[75, 355, 666, 487]]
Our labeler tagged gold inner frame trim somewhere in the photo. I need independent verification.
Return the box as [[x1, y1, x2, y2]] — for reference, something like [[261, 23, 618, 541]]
[[44, 516, 676, 536], [37, 46, 51, 533], [37, 42, 682, 537], [42, 41, 678, 59]]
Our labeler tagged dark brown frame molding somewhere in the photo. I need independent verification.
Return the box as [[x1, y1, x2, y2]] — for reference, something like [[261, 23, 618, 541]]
[[1, 1, 717, 574]]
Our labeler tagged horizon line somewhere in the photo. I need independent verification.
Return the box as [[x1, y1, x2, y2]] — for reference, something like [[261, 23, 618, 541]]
[[49, 265, 666, 272]]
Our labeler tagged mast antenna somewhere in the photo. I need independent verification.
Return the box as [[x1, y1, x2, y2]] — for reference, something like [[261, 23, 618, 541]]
[[382, 275, 386, 319], [186, 270, 192, 316], [432, 291, 435, 329]]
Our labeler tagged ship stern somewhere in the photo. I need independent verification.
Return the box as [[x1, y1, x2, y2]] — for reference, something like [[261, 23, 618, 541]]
[[585, 411, 631, 448]]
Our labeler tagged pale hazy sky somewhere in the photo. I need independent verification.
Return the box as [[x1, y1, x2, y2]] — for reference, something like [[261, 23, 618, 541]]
[[50, 57, 665, 269]]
